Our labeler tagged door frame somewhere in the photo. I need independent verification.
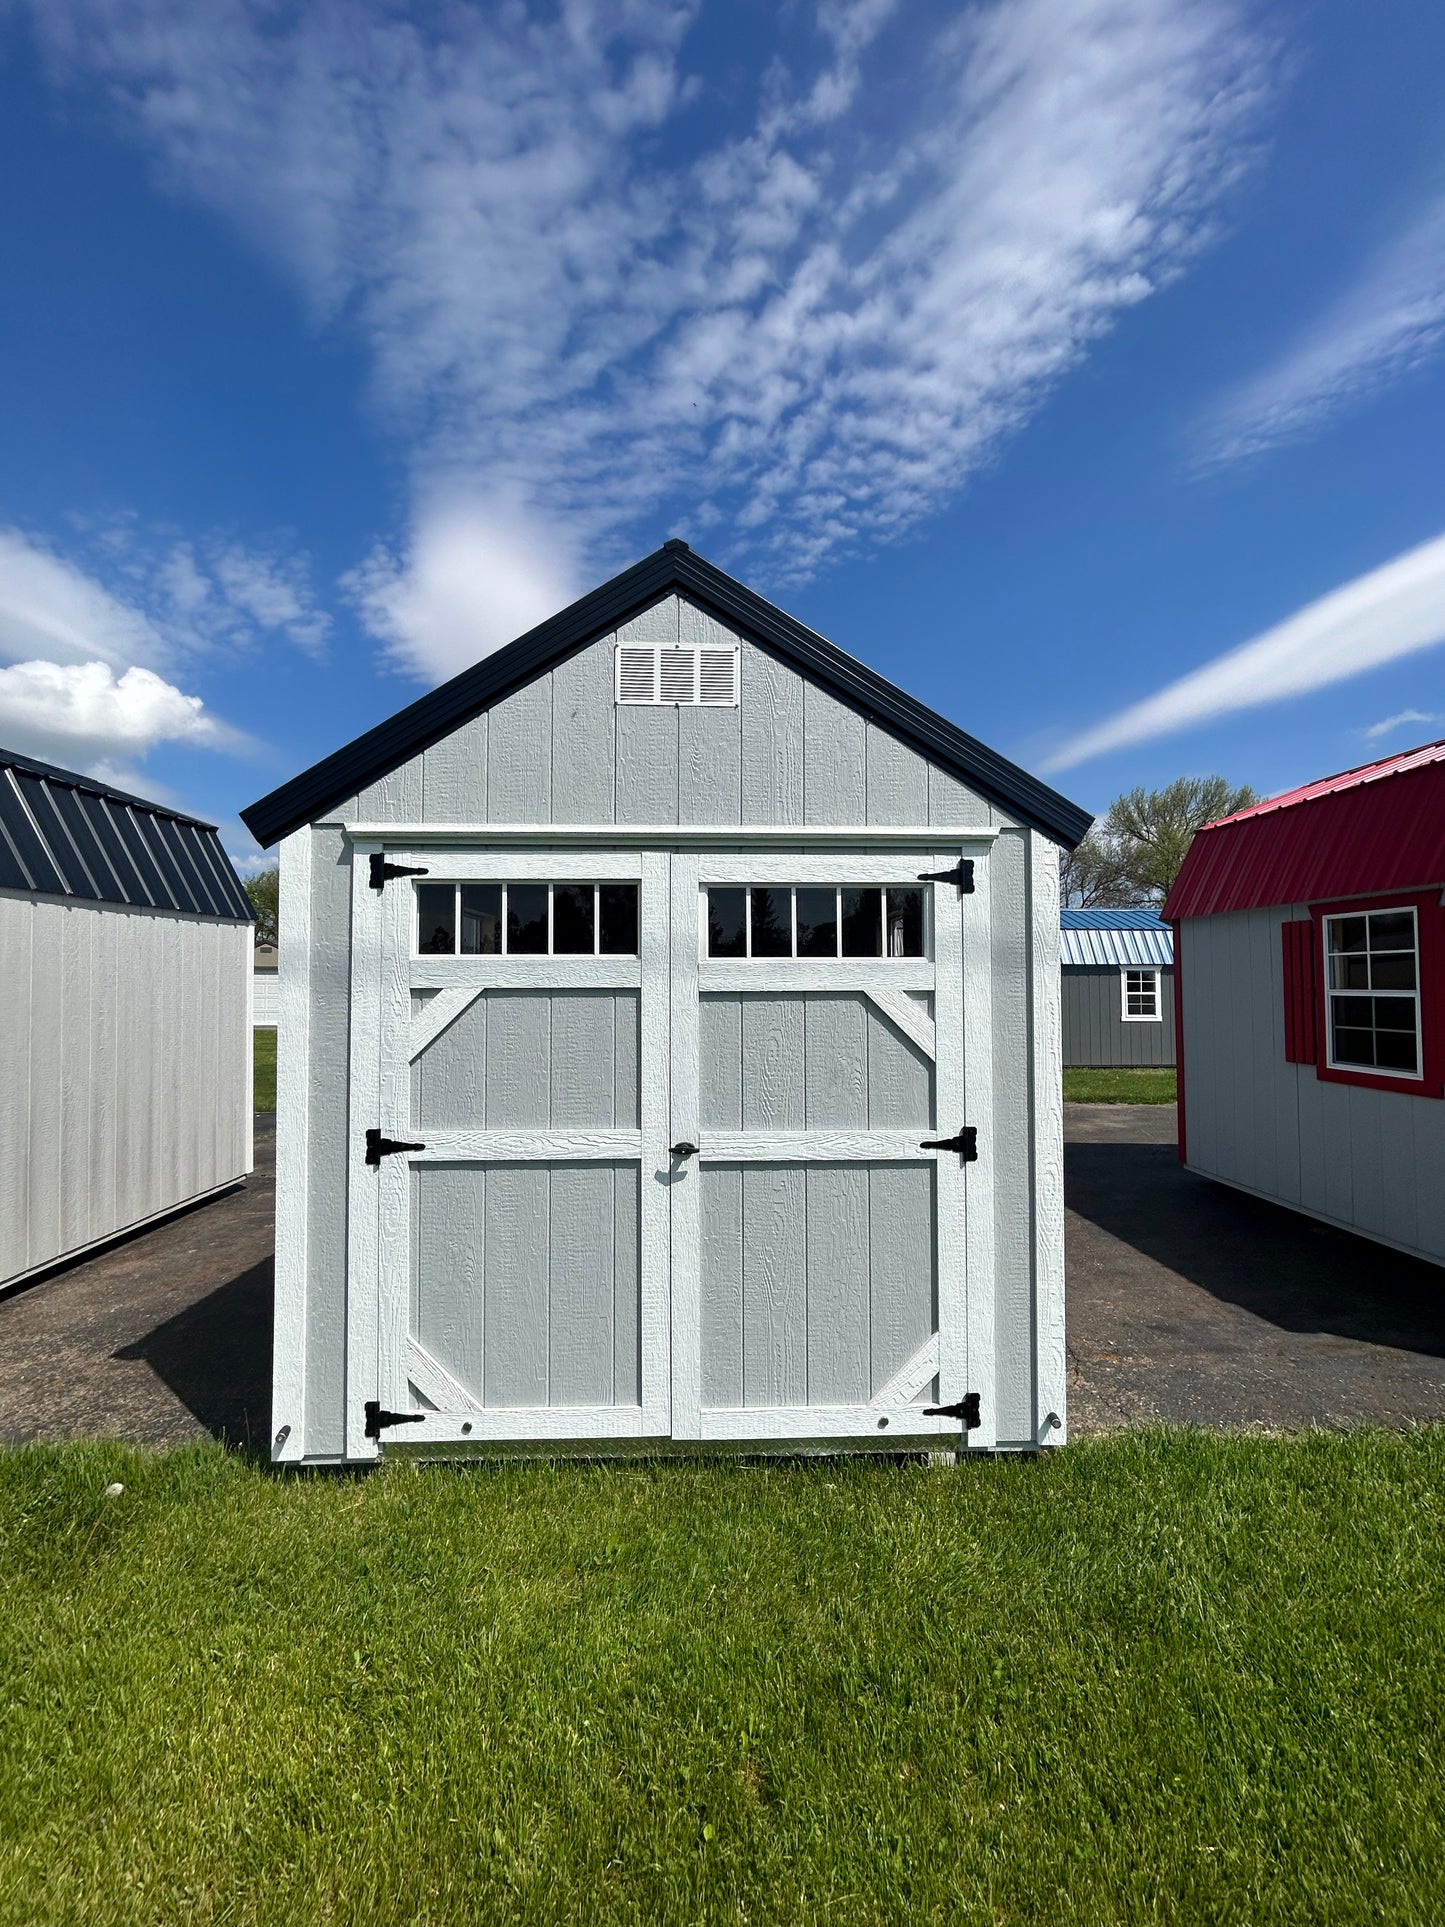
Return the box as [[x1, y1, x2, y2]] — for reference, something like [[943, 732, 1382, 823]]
[[345, 843, 671, 1458]]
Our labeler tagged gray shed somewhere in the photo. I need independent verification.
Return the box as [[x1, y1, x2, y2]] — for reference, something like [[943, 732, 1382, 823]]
[[241, 544, 1090, 1464], [1061, 910, 1175, 1067], [0, 748, 255, 1291]]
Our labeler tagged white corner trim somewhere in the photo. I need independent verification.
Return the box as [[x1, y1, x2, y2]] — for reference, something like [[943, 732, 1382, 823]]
[[270, 827, 312, 1463]]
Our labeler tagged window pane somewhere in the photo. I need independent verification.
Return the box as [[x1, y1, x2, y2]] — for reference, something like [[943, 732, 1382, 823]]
[[750, 887, 792, 957], [796, 887, 837, 958], [1332, 1027, 1375, 1067], [507, 884, 548, 954], [553, 884, 595, 954], [1369, 910, 1414, 950], [841, 888, 882, 956], [1374, 998, 1417, 1031], [1330, 916, 1368, 954], [417, 884, 456, 954], [1330, 954, 1370, 990], [599, 883, 639, 955], [459, 884, 501, 954], [1371, 950, 1416, 990], [886, 887, 924, 957], [707, 888, 746, 958], [1375, 1030, 1418, 1072]]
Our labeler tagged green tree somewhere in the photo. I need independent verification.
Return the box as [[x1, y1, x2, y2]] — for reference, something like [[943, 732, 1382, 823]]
[[1061, 776, 1258, 907], [245, 867, 279, 944]]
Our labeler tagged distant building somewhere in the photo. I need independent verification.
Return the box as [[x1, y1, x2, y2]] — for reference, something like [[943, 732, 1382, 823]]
[[254, 939, 278, 1028], [1165, 740, 1445, 1265], [1061, 909, 1175, 1067], [0, 746, 254, 1292]]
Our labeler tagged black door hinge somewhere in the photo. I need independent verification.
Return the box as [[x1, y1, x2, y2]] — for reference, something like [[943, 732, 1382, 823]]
[[924, 1392, 981, 1430], [917, 858, 974, 894], [365, 1128, 426, 1166], [369, 853, 429, 891], [364, 1401, 425, 1441], [920, 1126, 978, 1160]]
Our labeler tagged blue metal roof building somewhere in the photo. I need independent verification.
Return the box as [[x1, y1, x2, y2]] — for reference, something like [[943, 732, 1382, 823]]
[[1060, 909, 1175, 1068]]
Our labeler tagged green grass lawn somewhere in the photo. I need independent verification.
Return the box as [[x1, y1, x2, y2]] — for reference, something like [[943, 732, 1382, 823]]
[[1064, 1065, 1177, 1104], [1, 1432, 1441, 1925], [252, 1027, 276, 1113]]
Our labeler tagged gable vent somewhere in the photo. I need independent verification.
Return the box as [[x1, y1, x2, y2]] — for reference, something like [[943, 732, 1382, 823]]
[[615, 642, 739, 707]]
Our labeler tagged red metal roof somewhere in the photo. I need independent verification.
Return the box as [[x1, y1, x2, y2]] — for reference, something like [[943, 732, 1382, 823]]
[[1164, 739, 1445, 920]]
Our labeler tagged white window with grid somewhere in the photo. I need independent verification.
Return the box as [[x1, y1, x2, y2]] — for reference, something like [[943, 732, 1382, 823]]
[[1324, 907, 1421, 1077], [1121, 967, 1160, 1021]]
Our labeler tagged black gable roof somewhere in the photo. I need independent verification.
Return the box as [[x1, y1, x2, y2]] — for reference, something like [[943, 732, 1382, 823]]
[[241, 542, 1091, 850]]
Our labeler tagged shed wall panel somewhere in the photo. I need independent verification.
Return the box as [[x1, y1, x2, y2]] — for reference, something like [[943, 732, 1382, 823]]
[[1061, 967, 1176, 1065], [989, 831, 1033, 1444], [0, 893, 250, 1289], [1180, 905, 1445, 1264]]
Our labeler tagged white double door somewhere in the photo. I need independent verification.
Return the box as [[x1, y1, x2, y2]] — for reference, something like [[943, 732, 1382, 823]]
[[347, 845, 980, 1458]]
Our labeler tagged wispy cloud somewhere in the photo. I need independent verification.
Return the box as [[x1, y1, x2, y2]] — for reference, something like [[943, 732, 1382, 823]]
[[1196, 191, 1445, 468], [23, 0, 1272, 671], [1363, 707, 1439, 742], [1045, 530, 1445, 770]]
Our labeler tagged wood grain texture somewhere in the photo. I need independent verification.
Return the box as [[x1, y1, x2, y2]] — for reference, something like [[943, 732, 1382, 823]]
[[550, 644, 616, 822], [304, 826, 357, 1459], [988, 831, 1033, 1446], [679, 601, 743, 824], [343, 843, 385, 1462], [866, 725, 929, 825], [742, 1164, 807, 1406], [951, 843, 992, 1444], [803, 683, 867, 824], [805, 1165, 870, 1403], [699, 1164, 743, 1408], [743, 995, 806, 1131], [422, 714, 488, 823], [868, 1163, 935, 1400], [741, 644, 804, 823], [487, 676, 553, 822]]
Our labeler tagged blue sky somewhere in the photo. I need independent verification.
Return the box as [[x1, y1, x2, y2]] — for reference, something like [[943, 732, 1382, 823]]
[[3, 0, 1445, 867]]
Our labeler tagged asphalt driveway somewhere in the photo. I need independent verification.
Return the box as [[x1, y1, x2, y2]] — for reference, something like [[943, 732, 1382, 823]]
[[0, 1106, 1442, 1448]]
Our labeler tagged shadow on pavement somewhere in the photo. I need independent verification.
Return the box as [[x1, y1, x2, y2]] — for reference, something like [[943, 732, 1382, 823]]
[[1067, 1139, 1445, 1360], [114, 1257, 274, 1451]]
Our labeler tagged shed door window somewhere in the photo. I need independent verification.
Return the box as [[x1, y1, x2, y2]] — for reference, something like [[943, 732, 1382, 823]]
[[1325, 909, 1420, 1076], [705, 885, 925, 958], [1121, 968, 1160, 1020], [417, 881, 639, 956]]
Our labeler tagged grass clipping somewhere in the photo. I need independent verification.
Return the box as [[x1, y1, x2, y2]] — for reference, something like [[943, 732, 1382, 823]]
[[0, 1431, 1441, 1924]]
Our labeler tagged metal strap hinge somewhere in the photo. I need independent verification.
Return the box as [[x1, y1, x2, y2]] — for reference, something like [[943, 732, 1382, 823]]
[[364, 1401, 425, 1440], [369, 854, 429, 891], [365, 1128, 426, 1166], [923, 1392, 981, 1430], [919, 1126, 977, 1160], [917, 858, 974, 894]]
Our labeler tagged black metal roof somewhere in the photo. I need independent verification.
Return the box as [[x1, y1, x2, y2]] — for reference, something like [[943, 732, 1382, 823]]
[[0, 747, 253, 921], [242, 542, 1092, 850]]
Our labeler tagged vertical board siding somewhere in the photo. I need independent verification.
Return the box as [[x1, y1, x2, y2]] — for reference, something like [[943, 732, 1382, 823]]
[[700, 993, 931, 1132], [868, 1163, 936, 1397], [1180, 906, 1445, 1264], [0, 896, 250, 1289], [348, 594, 1013, 833], [1061, 968, 1176, 1066], [411, 992, 639, 1130], [412, 1163, 640, 1408]]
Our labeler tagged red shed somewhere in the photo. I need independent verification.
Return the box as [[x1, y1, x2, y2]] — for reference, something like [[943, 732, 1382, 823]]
[[1164, 739, 1445, 1266]]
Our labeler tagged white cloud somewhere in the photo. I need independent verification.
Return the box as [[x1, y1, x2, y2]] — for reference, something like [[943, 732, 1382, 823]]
[[1046, 530, 1445, 770], [342, 498, 584, 682], [1196, 192, 1445, 468], [0, 528, 167, 670], [24, 0, 1273, 591], [0, 660, 243, 772], [1363, 707, 1439, 742]]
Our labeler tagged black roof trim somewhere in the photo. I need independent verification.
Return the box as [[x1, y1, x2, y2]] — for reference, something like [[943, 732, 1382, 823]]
[[0, 745, 252, 920], [241, 544, 1092, 850]]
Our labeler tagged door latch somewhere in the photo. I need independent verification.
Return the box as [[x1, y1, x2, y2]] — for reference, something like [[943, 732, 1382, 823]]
[[365, 1128, 427, 1166], [669, 1141, 699, 1159], [919, 1126, 978, 1161], [917, 858, 974, 894], [364, 1401, 426, 1440], [369, 854, 429, 891], [924, 1392, 981, 1430]]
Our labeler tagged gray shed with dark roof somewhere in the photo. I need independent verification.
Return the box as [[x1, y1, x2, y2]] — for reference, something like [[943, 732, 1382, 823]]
[[243, 543, 1089, 1465], [0, 748, 254, 1291]]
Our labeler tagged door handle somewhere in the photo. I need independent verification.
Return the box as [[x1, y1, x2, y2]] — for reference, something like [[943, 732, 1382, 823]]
[[669, 1141, 699, 1159]]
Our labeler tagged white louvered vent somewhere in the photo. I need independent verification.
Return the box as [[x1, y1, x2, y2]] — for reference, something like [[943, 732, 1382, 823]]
[[617, 646, 655, 703], [615, 642, 739, 706]]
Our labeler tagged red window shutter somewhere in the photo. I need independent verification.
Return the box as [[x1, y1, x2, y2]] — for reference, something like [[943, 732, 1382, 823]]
[[1282, 919, 1318, 1064]]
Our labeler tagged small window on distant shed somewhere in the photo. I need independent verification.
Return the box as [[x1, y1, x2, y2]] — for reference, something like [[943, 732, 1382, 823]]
[[1121, 967, 1160, 1021]]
